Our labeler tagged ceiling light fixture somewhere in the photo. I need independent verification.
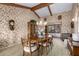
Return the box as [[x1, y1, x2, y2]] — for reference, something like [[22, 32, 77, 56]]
[[36, 18, 47, 26]]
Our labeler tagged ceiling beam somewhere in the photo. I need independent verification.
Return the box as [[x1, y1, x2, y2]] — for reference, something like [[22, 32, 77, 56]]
[[31, 3, 53, 11], [33, 11, 40, 18], [48, 5, 52, 16]]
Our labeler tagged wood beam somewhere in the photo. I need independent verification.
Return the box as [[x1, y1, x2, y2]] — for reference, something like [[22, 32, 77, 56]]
[[33, 11, 40, 18], [31, 3, 53, 11], [48, 5, 52, 16]]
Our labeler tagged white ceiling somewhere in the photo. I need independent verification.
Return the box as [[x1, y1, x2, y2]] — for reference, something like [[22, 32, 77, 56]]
[[35, 7, 50, 17], [50, 3, 72, 14], [17, 3, 40, 7], [17, 3, 73, 17]]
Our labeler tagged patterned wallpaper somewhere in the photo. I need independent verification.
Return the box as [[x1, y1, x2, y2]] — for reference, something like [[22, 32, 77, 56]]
[[0, 4, 39, 49], [47, 11, 72, 33]]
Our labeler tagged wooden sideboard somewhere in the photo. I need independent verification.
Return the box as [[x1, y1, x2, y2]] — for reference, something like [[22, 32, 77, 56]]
[[67, 37, 79, 56]]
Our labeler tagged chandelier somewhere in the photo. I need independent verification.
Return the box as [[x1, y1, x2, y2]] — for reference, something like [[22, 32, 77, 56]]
[[36, 18, 47, 26]]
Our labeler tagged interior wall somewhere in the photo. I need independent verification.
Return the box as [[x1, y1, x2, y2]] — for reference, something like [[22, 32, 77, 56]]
[[78, 8, 79, 33], [47, 11, 72, 33], [71, 3, 78, 33], [0, 4, 39, 48]]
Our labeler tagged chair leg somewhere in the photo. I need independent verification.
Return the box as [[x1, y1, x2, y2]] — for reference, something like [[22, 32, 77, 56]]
[[46, 47, 48, 55], [50, 42, 53, 50], [30, 52, 32, 56], [37, 46, 40, 56], [23, 51, 25, 56], [38, 45, 42, 56], [41, 46, 43, 55]]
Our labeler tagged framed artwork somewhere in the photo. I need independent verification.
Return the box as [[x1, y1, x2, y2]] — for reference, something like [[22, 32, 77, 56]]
[[48, 24, 61, 33], [58, 15, 62, 20], [48, 25, 55, 33]]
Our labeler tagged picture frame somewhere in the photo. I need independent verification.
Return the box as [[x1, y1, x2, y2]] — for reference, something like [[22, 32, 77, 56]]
[[48, 24, 61, 33]]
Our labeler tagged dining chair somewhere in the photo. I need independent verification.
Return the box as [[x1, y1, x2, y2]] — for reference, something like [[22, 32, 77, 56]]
[[21, 38, 39, 56]]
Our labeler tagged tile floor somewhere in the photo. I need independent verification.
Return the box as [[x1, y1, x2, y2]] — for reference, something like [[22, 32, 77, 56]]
[[48, 38, 70, 56]]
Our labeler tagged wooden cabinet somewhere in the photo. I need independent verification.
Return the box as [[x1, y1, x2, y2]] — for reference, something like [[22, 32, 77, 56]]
[[73, 46, 79, 56], [28, 21, 37, 40], [67, 38, 79, 56]]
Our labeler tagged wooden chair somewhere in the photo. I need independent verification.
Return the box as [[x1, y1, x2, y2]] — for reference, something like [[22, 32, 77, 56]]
[[21, 38, 39, 56], [42, 39, 50, 55], [47, 36, 53, 55], [38, 38, 50, 55], [44, 37, 53, 55], [48, 36, 53, 50]]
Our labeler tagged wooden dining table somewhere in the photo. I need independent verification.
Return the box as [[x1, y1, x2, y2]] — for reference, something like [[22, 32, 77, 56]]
[[30, 38, 47, 44]]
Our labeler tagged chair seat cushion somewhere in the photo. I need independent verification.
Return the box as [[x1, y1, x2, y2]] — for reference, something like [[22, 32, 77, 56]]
[[24, 46, 37, 52], [43, 43, 50, 46]]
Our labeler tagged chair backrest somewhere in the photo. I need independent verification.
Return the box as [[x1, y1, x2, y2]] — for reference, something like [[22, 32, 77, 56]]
[[21, 37, 33, 55], [21, 38, 28, 46]]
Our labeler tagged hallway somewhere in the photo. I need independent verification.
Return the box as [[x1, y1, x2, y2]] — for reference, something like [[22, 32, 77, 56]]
[[48, 38, 70, 56]]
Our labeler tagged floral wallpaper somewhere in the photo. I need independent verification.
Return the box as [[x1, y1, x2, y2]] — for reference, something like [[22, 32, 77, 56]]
[[47, 11, 72, 33], [0, 4, 38, 49]]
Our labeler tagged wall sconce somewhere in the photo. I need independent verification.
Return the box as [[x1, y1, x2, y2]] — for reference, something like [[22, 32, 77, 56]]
[[71, 18, 74, 28], [58, 15, 62, 20], [71, 21, 74, 28], [9, 20, 15, 31]]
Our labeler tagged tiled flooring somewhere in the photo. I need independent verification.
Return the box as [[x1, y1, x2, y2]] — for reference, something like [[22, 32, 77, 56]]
[[0, 38, 70, 56], [48, 38, 70, 56]]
